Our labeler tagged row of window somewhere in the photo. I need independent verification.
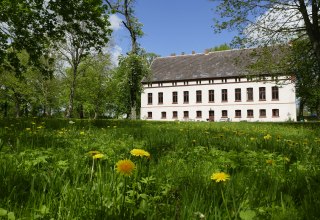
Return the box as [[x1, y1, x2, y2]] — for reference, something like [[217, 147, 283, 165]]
[[147, 109, 280, 119], [147, 87, 279, 105]]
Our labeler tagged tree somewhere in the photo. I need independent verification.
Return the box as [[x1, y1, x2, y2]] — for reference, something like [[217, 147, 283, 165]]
[[113, 53, 149, 119], [105, 0, 147, 119], [76, 54, 113, 119], [51, 0, 112, 118], [208, 43, 232, 52], [214, 0, 320, 73]]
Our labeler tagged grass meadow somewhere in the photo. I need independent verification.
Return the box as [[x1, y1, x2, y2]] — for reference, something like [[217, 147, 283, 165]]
[[0, 119, 320, 220]]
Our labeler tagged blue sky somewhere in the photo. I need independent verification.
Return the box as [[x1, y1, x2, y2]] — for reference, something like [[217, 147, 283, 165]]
[[110, 0, 238, 57]]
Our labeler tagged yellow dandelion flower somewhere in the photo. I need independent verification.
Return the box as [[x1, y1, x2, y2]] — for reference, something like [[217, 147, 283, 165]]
[[93, 153, 104, 159], [264, 134, 272, 140], [211, 172, 230, 183], [130, 149, 150, 158], [266, 159, 274, 165], [88, 150, 101, 156], [116, 159, 135, 176]]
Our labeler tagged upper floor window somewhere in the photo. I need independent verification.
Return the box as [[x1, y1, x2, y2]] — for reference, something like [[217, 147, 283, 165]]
[[148, 93, 152, 105], [235, 110, 241, 118], [259, 87, 266, 101], [222, 89, 228, 102], [247, 109, 254, 118], [172, 92, 178, 104], [158, 92, 163, 104], [161, 112, 166, 119], [235, 88, 241, 101], [272, 109, 279, 117], [272, 86, 279, 100], [247, 88, 253, 101], [209, 90, 214, 102], [183, 91, 189, 103], [196, 90, 202, 103]]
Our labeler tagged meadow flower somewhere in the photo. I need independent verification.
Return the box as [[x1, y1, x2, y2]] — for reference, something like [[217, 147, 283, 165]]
[[93, 153, 104, 159], [31, 122, 36, 125], [80, 131, 85, 135], [69, 120, 75, 124], [88, 150, 101, 156], [26, 128, 31, 131], [266, 159, 274, 165], [250, 137, 256, 141], [116, 159, 135, 176], [211, 172, 230, 182], [264, 134, 272, 140], [130, 149, 150, 158]]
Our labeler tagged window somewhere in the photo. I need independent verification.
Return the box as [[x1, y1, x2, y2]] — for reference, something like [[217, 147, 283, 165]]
[[222, 110, 228, 118], [183, 111, 189, 118], [161, 112, 166, 119], [272, 109, 279, 117], [147, 112, 152, 119], [247, 110, 254, 118], [247, 88, 253, 101], [259, 87, 266, 100], [148, 93, 152, 105], [172, 92, 178, 103], [183, 91, 189, 103], [272, 86, 279, 100], [235, 88, 241, 101], [209, 90, 214, 102], [259, 109, 266, 118], [235, 110, 241, 118], [173, 111, 178, 119], [158, 92, 163, 104], [222, 89, 228, 102], [196, 111, 202, 118], [196, 90, 202, 103]]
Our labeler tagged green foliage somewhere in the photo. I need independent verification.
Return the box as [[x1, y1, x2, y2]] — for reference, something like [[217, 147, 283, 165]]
[[208, 43, 231, 52], [0, 119, 320, 219], [113, 53, 150, 118]]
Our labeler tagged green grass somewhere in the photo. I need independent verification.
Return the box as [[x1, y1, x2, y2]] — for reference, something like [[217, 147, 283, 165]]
[[0, 119, 320, 219]]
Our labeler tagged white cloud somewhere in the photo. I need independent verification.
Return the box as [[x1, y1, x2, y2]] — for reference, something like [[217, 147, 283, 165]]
[[109, 14, 123, 31]]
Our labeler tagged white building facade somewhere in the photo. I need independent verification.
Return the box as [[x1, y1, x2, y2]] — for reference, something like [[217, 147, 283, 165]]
[[141, 49, 297, 122]]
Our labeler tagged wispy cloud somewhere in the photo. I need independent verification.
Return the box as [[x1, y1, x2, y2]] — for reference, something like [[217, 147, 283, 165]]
[[109, 14, 123, 31]]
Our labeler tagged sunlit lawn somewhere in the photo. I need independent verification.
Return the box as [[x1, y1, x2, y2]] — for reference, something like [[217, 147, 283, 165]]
[[0, 119, 320, 219]]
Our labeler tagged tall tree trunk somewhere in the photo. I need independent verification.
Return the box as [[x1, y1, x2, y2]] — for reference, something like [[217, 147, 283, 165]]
[[299, 99, 305, 120], [78, 104, 84, 119], [66, 66, 78, 118], [3, 101, 8, 118]]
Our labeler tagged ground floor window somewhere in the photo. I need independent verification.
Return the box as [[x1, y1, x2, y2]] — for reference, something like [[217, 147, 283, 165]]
[[161, 112, 166, 119], [196, 111, 202, 118], [222, 110, 228, 118], [147, 112, 152, 119], [235, 110, 241, 118], [247, 109, 254, 118], [259, 109, 266, 118], [272, 109, 279, 117], [173, 111, 178, 119], [183, 111, 189, 118]]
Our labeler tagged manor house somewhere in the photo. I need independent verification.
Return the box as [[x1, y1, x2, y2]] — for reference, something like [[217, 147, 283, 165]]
[[140, 48, 296, 122]]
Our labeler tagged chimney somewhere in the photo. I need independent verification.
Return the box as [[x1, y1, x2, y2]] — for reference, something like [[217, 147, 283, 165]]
[[170, 53, 176, 56], [181, 52, 185, 55], [192, 51, 196, 54]]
